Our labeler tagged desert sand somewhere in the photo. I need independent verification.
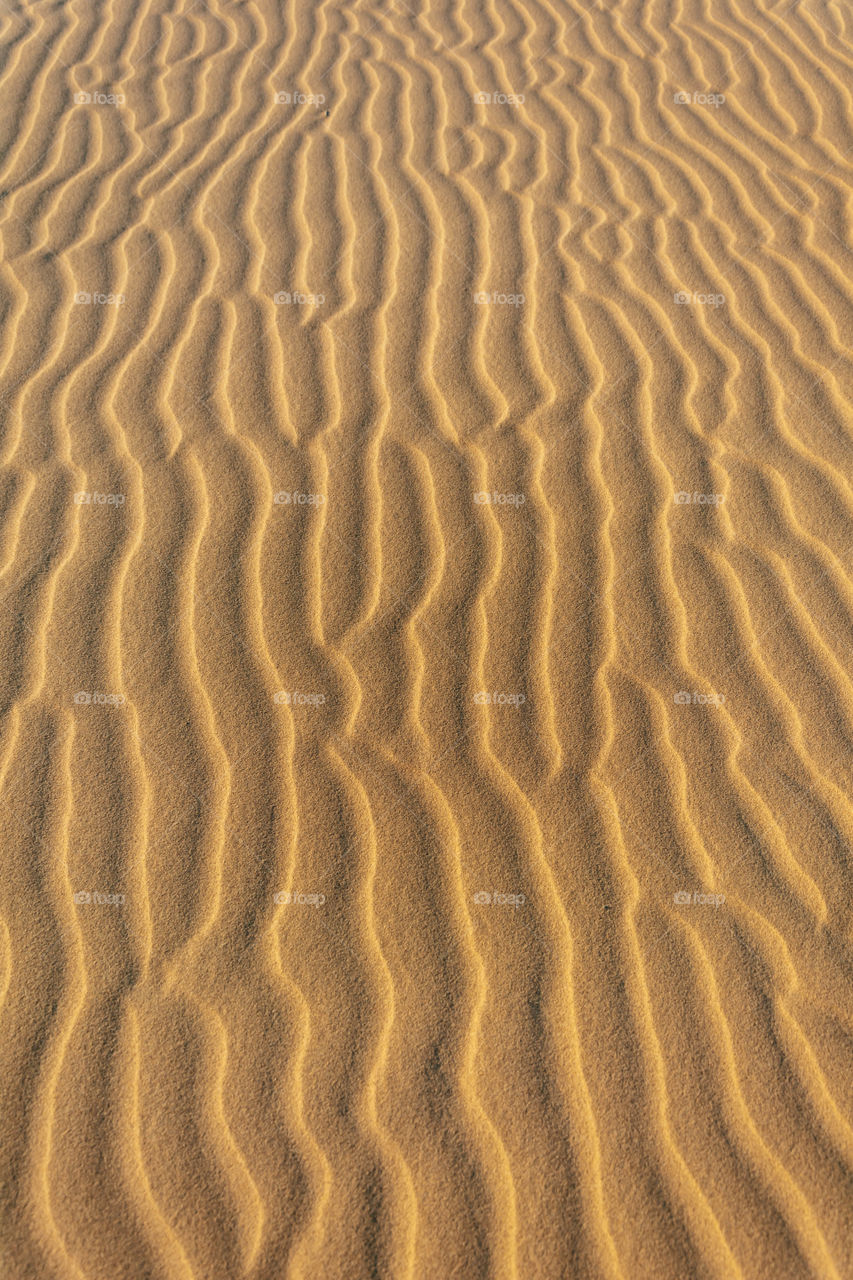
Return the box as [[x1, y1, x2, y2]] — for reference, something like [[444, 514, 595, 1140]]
[[0, 0, 851, 1276]]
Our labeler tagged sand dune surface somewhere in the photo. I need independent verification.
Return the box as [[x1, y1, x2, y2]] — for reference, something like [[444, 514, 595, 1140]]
[[0, 0, 852, 1276]]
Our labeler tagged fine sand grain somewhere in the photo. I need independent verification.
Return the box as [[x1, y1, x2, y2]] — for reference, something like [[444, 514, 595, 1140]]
[[0, 0, 851, 1277]]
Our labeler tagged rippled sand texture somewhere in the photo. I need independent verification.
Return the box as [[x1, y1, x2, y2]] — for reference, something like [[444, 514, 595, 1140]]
[[1, 0, 852, 1276]]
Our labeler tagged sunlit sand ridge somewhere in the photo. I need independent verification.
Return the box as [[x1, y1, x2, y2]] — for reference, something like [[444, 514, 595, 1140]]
[[0, 0, 851, 1276]]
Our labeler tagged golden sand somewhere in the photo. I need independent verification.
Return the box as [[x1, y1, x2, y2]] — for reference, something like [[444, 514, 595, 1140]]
[[0, 0, 851, 1276]]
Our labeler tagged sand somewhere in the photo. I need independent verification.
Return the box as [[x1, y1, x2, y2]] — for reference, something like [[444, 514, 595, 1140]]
[[0, 0, 851, 1276]]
